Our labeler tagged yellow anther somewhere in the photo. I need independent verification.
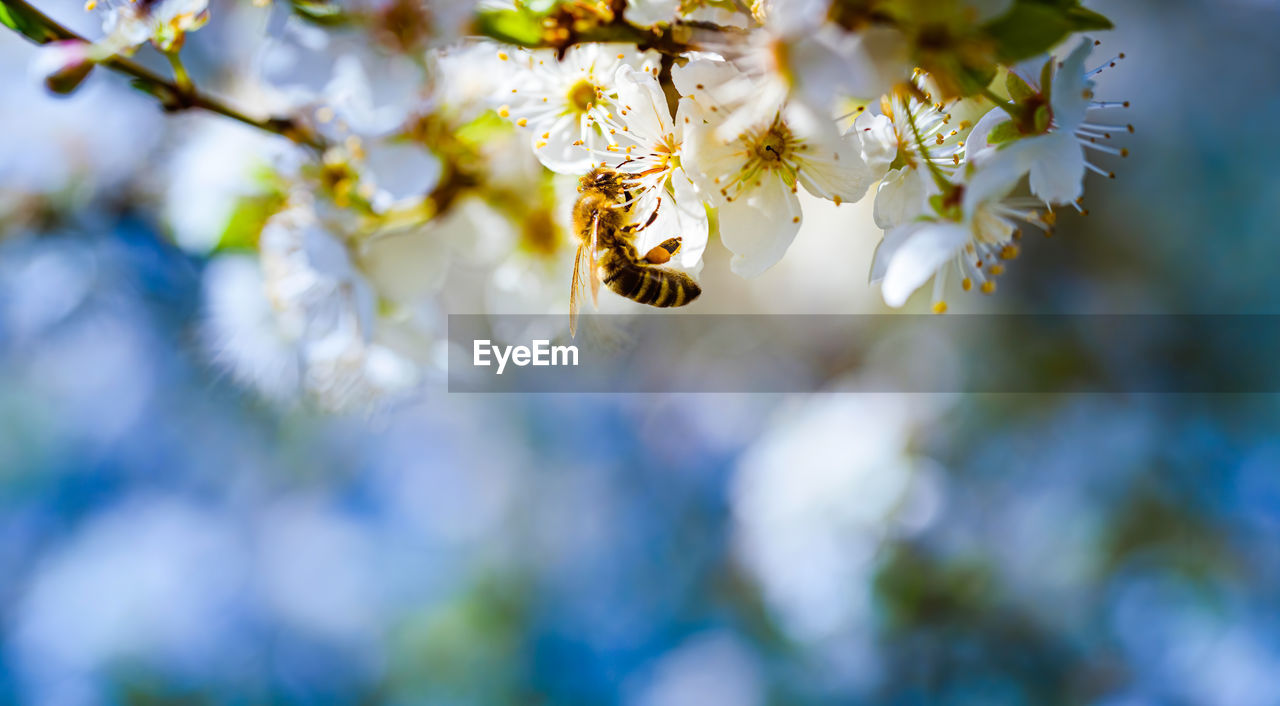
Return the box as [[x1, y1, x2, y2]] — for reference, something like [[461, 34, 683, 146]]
[[1000, 245, 1020, 260], [981, 281, 996, 294], [961, 278, 973, 292], [988, 264, 1005, 276], [932, 301, 948, 314]]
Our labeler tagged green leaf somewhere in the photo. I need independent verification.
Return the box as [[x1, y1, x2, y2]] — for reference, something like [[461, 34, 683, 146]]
[[1039, 57, 1054, 97], [0, 0, 71, 44], [1006, 71, 1036, 103], [455, 110, 512, 148], [1063, 6, 1113, 31], [290, 0, 353, 26], [215, 192, 285, 253], [474, 9, 544, 47], [983, 1, 1114, 63]]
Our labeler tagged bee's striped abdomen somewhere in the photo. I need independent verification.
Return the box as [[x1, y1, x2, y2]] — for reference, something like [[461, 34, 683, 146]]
[[603, 258, 702, 309]]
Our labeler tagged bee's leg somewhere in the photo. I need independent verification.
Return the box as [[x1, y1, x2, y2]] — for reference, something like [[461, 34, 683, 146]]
[[644, 237, 682, 265], [634, 196, 663, 233]]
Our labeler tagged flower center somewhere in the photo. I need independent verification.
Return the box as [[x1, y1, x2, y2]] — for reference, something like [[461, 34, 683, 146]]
[[750, 122, 793, 168], [567, 80, 598, 114], [655, 134, 682, 170]]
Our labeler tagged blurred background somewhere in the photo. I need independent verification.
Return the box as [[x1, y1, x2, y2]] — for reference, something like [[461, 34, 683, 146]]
[[4, 0, 1280, 704]]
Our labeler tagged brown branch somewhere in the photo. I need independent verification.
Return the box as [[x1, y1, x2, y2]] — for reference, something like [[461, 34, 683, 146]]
[[0, 0, 324, 150]]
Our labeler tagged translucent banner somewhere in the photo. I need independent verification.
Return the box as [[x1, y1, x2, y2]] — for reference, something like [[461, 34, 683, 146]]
[[447, 315, 1280, 393]]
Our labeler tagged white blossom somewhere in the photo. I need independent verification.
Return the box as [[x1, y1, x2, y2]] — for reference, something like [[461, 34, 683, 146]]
[[201, 256, 303, 403], [676, 58, 876, 277], [90, 0, 210, 56], [965, 39, 1131, 207], [600, 65, 708, 268], [852, 75, 988, 229], [253, 197, 422, 409], [870, 151, 1048, 310], [498, 43, 660, 174]]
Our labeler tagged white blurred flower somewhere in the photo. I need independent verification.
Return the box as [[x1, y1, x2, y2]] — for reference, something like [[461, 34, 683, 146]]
[[255, 499, 385, 646], [10, 498, 245, 703], [361, 0, 477, 55], [499, 43, 660, 174], [256, 17, 424, 134], [91, 0, 210, 56], [630, 632, 764, 706], [0, 39, 161, 197], [733, 394, 943, 641], [625, 0, 753, 26], [202, 255, 303, 403], [966, 39, 1130, 206], [676, 58, 876, 277], [163, 117, 287, 253], [260, 198, 375, 343], [432, 40, 513, 123], [257, 197, 422, 409]]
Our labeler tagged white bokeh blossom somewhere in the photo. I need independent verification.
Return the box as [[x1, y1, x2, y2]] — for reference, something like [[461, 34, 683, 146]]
[[91, 0, 210, 56]]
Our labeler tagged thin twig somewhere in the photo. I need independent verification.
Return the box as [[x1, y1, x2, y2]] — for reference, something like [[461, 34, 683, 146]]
[[0, 0, 323, 149]]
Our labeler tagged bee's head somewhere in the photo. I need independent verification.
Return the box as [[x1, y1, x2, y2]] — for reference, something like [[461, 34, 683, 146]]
[[579, 167, 624, 198]]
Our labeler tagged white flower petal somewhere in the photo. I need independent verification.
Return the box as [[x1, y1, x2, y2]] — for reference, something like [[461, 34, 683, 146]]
[[530, 113, 594, 174], [633, 171, 710, 269], [874, 167, 930, 229], [881, 222, 969, 307], [851, 111, 896, 177], [670, 171, 710, 268], [1025, 131, 1086, 206], [795, 131, 875, 205], [718, 176, 803, 278], [869, 222, 916, 284], [963, 107, 1012, 168], [1051, 39, 1094, 132], [613, 65, 670, 141]]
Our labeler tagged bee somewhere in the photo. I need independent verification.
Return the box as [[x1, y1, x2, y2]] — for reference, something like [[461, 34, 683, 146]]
[[570, 167, 702, 337]]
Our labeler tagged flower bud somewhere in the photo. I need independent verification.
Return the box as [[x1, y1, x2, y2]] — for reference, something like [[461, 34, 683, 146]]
[[32, 40, 95, 95]]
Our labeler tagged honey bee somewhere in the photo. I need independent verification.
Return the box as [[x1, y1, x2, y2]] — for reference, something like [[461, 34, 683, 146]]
[[570, 167, 702, 337]]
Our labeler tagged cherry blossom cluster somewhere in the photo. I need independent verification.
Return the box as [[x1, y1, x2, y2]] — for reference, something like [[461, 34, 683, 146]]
[[3, 0, 1130, 407]]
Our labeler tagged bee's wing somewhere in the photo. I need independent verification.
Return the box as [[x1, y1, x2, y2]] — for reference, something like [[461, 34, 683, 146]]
[[570, 241, 588, 338], [589, 212, 601, 307]]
